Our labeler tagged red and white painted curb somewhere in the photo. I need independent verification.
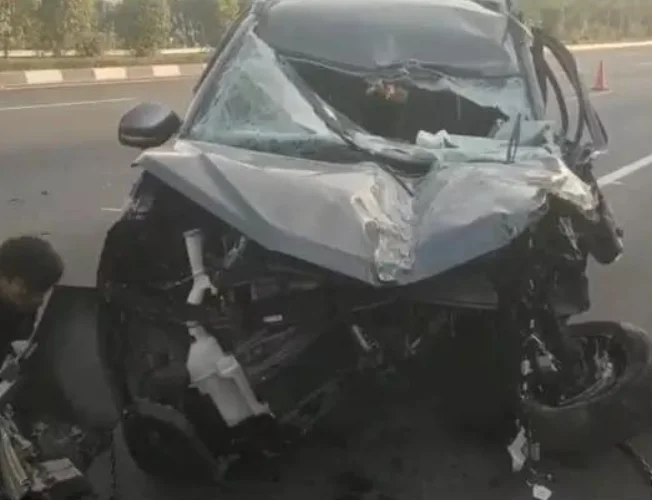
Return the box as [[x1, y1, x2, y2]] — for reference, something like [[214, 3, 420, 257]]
[[1, 38, 651, 89], [0, 63, 207, 88]]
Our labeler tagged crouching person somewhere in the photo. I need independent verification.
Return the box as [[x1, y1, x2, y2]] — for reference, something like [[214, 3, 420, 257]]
[[0, 235, 64, 369], [0, 236, 104, 499]]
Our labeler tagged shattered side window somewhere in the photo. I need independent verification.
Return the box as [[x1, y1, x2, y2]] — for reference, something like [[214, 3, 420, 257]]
[[186, 32, 336, 144]]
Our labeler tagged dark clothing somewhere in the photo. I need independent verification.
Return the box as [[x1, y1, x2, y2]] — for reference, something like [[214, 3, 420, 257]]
[[0, 296, 73, 456], [0, 292, 107, 476], [0, 297, 36, 361]]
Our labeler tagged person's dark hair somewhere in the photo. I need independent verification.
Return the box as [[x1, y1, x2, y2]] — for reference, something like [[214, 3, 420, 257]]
[[0, 236, 64, 293]]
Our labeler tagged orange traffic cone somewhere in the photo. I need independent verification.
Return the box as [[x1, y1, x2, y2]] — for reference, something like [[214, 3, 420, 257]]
[[592, 60, 609, 92]]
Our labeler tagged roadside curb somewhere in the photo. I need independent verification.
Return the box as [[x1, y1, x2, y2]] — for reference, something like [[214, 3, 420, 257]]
[[568, 40, 652, 52], [0, 38, 651, 89], [0, 63, 207, 89]]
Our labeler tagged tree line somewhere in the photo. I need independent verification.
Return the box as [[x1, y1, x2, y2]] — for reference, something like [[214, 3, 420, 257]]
[[0, 0, 651, 59], [521, 0, 652, 43], [0, 0, 244, 57]]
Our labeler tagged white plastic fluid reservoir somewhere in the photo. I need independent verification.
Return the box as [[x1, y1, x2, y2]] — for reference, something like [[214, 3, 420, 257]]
[[185, 322, 269, 427]]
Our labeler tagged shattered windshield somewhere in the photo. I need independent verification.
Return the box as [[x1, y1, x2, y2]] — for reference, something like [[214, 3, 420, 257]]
[[185, 27, 534, 161], [186, 33, 341, 142]]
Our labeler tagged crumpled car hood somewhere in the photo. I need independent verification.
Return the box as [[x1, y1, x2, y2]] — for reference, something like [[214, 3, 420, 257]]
[[136, 131, 596, 287]]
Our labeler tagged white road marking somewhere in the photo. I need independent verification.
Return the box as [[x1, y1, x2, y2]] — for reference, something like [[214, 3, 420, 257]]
[[598, 152, 652, 186], [0, 97, 134, 112], [100, 207, 123, 212], [566, 90, 613, 101]]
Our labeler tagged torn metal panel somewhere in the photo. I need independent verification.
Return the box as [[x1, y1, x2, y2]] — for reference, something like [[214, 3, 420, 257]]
[[405, 76, 532, 120], [215, 27, 532, 128], [143, 0, 600, 286], [138, 130, 596, 286]]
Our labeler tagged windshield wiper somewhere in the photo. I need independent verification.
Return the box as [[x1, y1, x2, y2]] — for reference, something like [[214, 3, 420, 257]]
[[505, 113, 522, 164], [276, 57, 423, 195]]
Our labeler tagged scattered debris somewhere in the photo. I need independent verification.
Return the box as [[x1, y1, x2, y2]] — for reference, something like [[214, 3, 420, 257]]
[[532, 483, 553, 500], [507, 427, 528, 472]]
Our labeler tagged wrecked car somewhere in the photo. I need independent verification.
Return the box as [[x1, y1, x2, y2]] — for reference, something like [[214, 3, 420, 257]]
[[96, 0, 652, 484]]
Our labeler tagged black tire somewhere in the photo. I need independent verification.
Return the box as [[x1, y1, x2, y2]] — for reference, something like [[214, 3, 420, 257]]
[[121, 400, 222, 484], [526, 321, 652, 453], [122, 413, 172, 479]]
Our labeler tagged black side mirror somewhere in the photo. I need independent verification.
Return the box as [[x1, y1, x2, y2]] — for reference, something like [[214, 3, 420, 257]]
[[118, 102, 182, 149]]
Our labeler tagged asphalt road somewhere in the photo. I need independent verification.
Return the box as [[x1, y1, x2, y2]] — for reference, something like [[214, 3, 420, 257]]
[[2, 44, 652, 500]]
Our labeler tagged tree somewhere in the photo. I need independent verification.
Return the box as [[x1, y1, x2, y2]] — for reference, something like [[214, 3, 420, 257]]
[[519, 0, 652, 42], [218, 0, 239, 27], [0, 0, 38, 57], [168, 0, 203, 46], [165, 0, 241, 47], [38, 0, 97, 56], [95, 0, 119, 50], [117, 0, 172, 56]]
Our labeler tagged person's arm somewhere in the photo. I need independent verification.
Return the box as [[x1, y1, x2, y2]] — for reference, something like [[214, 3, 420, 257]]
[[0, 311, 37, 382]]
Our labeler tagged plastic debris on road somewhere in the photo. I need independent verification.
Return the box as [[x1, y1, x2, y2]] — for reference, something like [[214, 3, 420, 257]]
[[507, 426, 528, 472], [532, 483, 553, 500]]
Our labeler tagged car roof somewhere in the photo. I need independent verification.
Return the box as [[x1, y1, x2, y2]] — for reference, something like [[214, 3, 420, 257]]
[[256, 0, 520, 75], [263, 0, 516, 16]]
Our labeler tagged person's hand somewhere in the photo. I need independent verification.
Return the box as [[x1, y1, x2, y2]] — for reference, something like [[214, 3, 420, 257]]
[[0, 358, 20, 382]]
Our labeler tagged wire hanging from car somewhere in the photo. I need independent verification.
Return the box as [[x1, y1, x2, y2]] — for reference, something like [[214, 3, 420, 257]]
[[531, 28, 608, 168], [505, 113, 522, 164]]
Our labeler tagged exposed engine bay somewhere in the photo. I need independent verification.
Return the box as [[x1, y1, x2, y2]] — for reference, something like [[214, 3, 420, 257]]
[[99, 177, 448, 456], [97, 167, 608, 466]]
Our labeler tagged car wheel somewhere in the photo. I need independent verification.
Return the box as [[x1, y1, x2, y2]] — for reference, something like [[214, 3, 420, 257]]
[[121, 400, 222, 483], [526, 321, 652, 453]]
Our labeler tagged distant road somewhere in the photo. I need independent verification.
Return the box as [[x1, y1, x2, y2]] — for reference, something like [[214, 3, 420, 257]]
[[0, 80, 192, 286]]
